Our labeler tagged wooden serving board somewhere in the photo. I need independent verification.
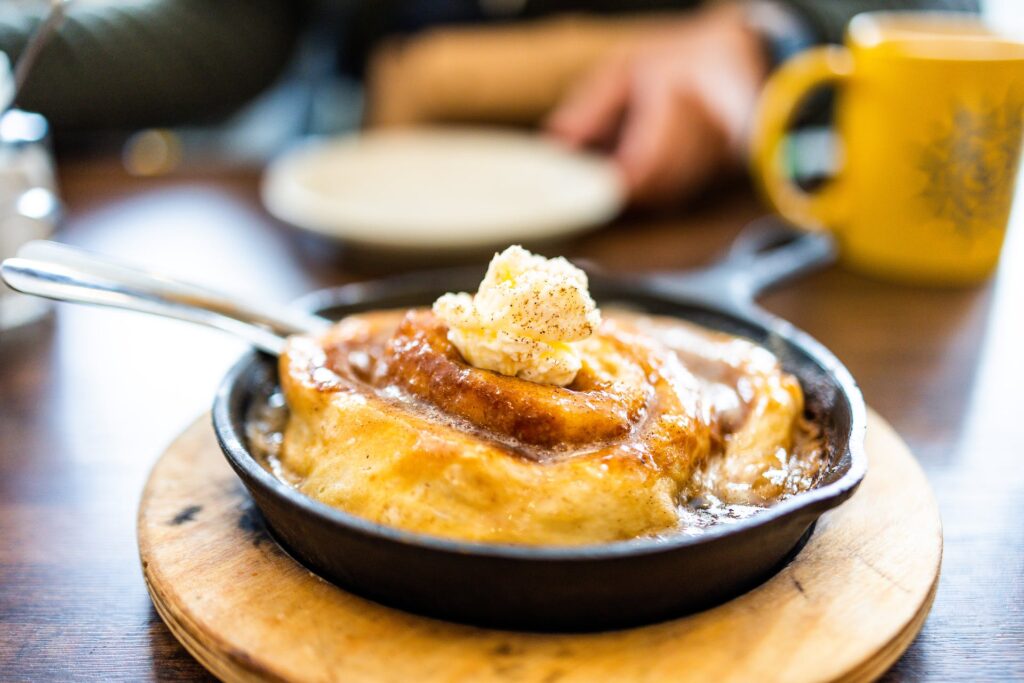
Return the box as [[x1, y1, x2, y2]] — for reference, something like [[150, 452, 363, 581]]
[[138, 410, 941, 683]]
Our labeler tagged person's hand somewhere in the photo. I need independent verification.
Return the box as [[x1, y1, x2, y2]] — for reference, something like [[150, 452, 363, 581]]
[[546, 4, 768, 206]]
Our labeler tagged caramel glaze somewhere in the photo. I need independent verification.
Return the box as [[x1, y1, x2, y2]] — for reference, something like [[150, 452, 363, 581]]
[[380, 311, 670, 454], [267, 308, 824, 544]]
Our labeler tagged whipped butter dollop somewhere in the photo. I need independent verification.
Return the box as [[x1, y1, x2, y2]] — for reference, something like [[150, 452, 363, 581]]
[[433, 245, 601, 386]]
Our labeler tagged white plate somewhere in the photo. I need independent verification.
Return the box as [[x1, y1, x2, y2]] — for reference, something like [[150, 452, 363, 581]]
[[261, 128, 624, 250]]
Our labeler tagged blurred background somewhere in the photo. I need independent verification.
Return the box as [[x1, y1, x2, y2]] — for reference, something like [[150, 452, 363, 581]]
[[1, 0, 1023, 680], [2, 0, 1017, 165]]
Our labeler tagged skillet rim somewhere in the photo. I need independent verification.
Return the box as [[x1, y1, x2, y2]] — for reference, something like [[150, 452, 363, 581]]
[[213, 277, 867, 562]]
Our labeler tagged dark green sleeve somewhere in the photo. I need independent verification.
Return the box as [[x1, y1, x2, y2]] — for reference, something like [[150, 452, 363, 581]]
[[0, 0, 301, 132], [779, 0, 980, 44]]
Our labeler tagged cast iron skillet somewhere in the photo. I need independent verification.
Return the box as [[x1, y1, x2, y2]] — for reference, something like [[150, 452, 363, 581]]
[[213, 220, 867, 631]]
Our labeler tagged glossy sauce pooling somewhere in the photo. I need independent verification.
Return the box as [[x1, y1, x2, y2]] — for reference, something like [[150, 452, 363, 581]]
[[248, 308, 825, 539]]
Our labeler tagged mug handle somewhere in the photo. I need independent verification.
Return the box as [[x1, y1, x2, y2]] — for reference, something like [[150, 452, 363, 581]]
[[750, 45, 853, 231]]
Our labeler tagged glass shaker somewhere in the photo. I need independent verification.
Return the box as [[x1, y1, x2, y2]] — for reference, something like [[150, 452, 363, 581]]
[[0, 52, 61, 331]]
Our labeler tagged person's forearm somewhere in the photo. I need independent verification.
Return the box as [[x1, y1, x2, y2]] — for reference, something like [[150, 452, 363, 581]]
[[775, 0, 980, 44], [0, 0, 300, 132]]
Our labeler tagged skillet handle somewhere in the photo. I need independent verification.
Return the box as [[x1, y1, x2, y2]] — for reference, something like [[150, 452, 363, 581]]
[[644, 217, 836, 315]]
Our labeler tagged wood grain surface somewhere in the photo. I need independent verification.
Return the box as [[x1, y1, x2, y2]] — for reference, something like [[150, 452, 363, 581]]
[[1, 160, 1022, 680], [138, 410, 939, 683]]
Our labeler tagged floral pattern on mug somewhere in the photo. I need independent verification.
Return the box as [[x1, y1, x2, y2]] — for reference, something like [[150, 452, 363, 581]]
[[916, 93, 1024, 237]]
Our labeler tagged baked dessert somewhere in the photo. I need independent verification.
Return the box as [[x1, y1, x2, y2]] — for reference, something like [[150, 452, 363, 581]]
[[249, 247, 824, 545]]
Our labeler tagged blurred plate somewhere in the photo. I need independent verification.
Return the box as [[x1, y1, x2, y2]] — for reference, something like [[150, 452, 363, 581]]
[[261, 128, 624, 250]]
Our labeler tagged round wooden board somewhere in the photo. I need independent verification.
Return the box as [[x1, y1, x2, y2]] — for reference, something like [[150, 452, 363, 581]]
[[138, 409, 941, 683]]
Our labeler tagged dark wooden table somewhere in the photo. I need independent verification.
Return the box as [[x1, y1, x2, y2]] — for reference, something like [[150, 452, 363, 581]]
[[1, 159, 1021, 681]]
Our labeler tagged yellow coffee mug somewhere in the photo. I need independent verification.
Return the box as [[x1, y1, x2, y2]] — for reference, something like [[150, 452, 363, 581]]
[[752, 12, 1024, 284]]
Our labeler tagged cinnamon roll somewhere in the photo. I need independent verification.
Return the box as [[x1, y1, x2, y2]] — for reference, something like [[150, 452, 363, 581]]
[[249, 247, 823, 545], [255, 309, 822, 545]]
